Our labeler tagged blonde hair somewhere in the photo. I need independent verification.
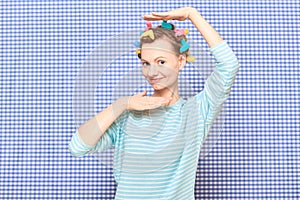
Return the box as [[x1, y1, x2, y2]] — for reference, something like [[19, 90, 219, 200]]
[[137, 23, 189, 59]]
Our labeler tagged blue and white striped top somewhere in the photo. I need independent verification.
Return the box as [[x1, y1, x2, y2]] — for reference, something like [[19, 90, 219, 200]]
[[69, 40, 240, 199]]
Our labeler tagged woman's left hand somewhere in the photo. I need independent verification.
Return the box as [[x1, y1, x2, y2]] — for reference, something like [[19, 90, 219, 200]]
[[142, 6, 195, 21]]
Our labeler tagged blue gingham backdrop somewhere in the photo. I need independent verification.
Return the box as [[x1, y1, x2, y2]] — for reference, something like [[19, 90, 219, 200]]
[[1, 1, 299, 199]]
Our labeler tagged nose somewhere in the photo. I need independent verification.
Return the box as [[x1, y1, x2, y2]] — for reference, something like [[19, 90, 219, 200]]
[[147, 63, 159, 77]]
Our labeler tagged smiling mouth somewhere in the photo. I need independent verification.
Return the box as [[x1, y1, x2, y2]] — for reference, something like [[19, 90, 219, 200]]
[[150, 78, 163, 83]]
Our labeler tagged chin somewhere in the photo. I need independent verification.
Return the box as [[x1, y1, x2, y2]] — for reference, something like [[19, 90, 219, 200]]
[[147, 79, 172, 91], [152, 85, 162, 90], [152, 84, 169, 91]]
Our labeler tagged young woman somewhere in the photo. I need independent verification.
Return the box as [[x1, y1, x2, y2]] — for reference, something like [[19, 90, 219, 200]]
[[69, 7, 239, 199]]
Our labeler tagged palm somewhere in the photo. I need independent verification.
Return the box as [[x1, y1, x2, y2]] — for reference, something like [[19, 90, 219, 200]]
[[142, 7, 193, 21]]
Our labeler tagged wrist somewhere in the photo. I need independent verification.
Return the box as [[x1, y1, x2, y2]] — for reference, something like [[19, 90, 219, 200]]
[[115, 96, 129, 111], [187, 7, 199, 20]]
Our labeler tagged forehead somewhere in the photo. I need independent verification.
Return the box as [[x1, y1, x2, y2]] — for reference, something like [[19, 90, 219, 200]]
[[141, 39, 177, 59], [142, 39, 173, 50]]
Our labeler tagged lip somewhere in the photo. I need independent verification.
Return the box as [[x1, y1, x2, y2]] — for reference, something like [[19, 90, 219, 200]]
[[150, 78, 163, 83]]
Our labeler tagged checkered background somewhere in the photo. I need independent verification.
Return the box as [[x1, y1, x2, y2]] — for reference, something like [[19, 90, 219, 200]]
[[1, 1, 299, 199]]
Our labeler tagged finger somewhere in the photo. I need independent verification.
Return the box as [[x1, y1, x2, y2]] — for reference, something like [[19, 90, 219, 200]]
[[147, 97, 171, 105], [150, 102, 165, 109], [143, 13, 172, 20], [158, 99, 170, 107], [142, 15, 164, 21], [143, 101, 154, 110], [151, 12, 169, 17], [138, 90, 147, 96], [146, 97, 163, 102], [142, 90, 147, 96], [151, 104, 162, 109], [157, 97, 172, 102], [143, 98, 160, 107], [146, 99, 170, 109], [153, 98, 170, 107]]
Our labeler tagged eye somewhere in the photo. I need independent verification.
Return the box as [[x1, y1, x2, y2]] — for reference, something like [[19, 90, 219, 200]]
[[142, 62, 150, 67], [158, 60, 165, 65]]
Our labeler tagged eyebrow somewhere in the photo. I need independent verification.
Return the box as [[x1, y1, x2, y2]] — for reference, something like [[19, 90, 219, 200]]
[[141, 56, 167, 62]]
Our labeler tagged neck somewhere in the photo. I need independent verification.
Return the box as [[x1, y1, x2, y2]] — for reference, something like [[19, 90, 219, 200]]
[[152, 84, 180, 105]]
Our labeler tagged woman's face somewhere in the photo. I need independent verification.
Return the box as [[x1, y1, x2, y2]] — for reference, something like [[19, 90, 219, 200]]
[[141, 39, 185, 91]]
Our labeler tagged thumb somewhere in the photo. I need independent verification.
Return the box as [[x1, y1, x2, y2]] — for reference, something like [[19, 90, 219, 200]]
[[139, 90, 147, 96]]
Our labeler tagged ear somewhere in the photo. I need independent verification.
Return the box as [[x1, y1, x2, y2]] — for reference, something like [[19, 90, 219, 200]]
[[178, 54, 186, 70]]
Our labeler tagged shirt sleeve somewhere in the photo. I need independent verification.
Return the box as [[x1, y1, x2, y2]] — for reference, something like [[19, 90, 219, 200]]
[[195, 40, 240, 138], [68, 110, 128, 157]]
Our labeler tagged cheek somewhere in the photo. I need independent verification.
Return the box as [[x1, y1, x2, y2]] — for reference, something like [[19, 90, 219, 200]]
[[163, 66, 178, 76], [142, 68, 147, 76]]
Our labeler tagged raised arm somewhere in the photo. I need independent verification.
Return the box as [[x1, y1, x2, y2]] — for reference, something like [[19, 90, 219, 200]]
[[143, 7, 223, 48], [143, 7, 239, 146], [188, 7, 223, 48], [189, 12, 239, 145], [179, 10, 239, 149], [143, 7, 239, 115], [197, 41, 239, 124]]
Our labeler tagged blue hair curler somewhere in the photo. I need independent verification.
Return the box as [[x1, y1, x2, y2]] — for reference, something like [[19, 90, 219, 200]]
[[134, 41, 140, 48], [180, 39, 190, 53], [161, 20, 172, 30]]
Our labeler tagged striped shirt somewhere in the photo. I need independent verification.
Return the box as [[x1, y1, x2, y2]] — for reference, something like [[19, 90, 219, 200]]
[[69, 40, 240, 199]]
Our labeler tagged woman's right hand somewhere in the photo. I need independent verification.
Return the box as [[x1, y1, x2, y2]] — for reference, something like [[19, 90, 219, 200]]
[[125, 90, 172, 111], [142, 6, 195, 21]]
